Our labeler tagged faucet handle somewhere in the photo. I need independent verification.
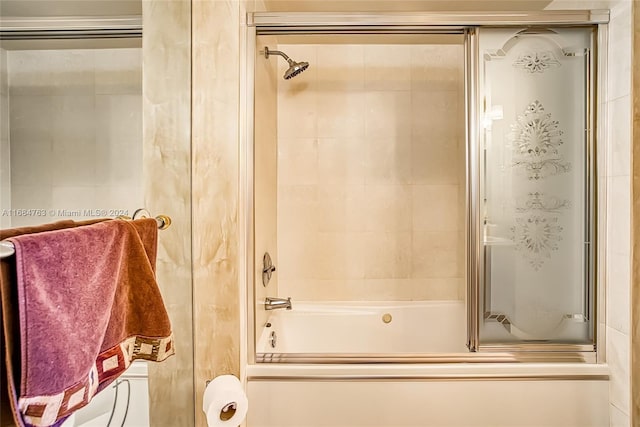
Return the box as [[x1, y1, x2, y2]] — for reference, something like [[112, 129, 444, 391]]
[[262, 252, 276, 287]]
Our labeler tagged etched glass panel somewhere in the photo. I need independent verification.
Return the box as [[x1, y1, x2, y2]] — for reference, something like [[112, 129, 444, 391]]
[[478, 28, 594, 345]]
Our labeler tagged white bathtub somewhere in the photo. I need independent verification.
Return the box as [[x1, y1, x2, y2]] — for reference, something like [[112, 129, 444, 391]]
[[257, 301, 467, 354], [246, 302, 610, 427], [62, 362, 149, 427]]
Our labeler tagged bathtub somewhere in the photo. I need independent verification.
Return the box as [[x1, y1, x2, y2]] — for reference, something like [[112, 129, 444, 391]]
[[246, 301, 609, 426], [62, 361, 149, 427], [257, 301, 467, 355]]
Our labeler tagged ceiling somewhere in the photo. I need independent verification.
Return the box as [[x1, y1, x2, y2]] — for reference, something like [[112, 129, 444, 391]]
[[0, 0, 141, 17]]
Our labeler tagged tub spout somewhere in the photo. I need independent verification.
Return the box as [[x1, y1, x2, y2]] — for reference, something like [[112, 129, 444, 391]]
[[265, 297, 292, 311]]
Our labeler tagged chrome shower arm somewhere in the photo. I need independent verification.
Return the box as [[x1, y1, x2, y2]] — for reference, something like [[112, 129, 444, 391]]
[[263, 47, 291, 62], [263, 46, 309, 80]]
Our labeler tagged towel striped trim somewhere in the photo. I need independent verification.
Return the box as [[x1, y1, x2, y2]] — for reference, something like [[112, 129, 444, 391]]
[[18, 334, 174, 427]]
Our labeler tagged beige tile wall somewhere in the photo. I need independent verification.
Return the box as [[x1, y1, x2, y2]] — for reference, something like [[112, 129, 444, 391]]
[[142, 0, 194, 425], [191, 1, 270, 426], [0, 48, 10, 229], [192, 0, 259, 425], [276, 43, 465, 301], [254, 37, 279, 329], [6, 48, 143, 227]]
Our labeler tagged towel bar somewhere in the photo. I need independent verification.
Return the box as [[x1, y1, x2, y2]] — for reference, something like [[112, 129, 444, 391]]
[[0, 241, 14, 258], [0, 213, 172, 259]]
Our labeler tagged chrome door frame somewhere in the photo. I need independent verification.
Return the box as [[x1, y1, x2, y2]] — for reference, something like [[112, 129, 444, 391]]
[[242, 11, 609, 366]]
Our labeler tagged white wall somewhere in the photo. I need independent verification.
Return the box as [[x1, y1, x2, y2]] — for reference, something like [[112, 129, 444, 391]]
[[6, 48, 143, 228], [604, 2, 632, 424]]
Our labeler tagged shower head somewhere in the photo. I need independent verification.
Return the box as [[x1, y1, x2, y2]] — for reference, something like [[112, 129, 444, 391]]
[[283, 59, 309, 80], [264, 47, 309, 80]]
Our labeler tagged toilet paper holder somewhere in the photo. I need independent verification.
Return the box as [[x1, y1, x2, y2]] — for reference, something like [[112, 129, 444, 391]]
[[221, 403, 237, 413], [205, 380, 237, 412]]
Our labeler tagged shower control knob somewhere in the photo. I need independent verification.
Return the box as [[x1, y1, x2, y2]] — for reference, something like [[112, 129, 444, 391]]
[[262, 252, 276, 286]]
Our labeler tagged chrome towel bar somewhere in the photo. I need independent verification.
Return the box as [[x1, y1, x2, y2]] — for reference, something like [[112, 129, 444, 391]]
[[0, 211, 172, 259]]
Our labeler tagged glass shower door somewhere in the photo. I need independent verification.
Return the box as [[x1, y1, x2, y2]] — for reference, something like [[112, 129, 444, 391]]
[[477, 27, 595, 348]]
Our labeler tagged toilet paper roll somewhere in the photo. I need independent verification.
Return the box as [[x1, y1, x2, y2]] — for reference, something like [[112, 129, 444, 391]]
[[202, 375, 248, 427]]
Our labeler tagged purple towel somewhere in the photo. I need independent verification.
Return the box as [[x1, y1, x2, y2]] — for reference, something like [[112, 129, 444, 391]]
[[1, 219, 105, 427], [3, 219, 174, 427]]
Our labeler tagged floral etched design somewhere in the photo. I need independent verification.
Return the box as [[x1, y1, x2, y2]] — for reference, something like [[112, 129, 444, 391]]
[[511, 216, 563, 270], [515, 192, 570, 213], [513, 50, 561, 73], [512, 158, 571, 180], [511, 100, 563, 157], [511, 193, 569, 270], [510, 101, 570, 180]]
